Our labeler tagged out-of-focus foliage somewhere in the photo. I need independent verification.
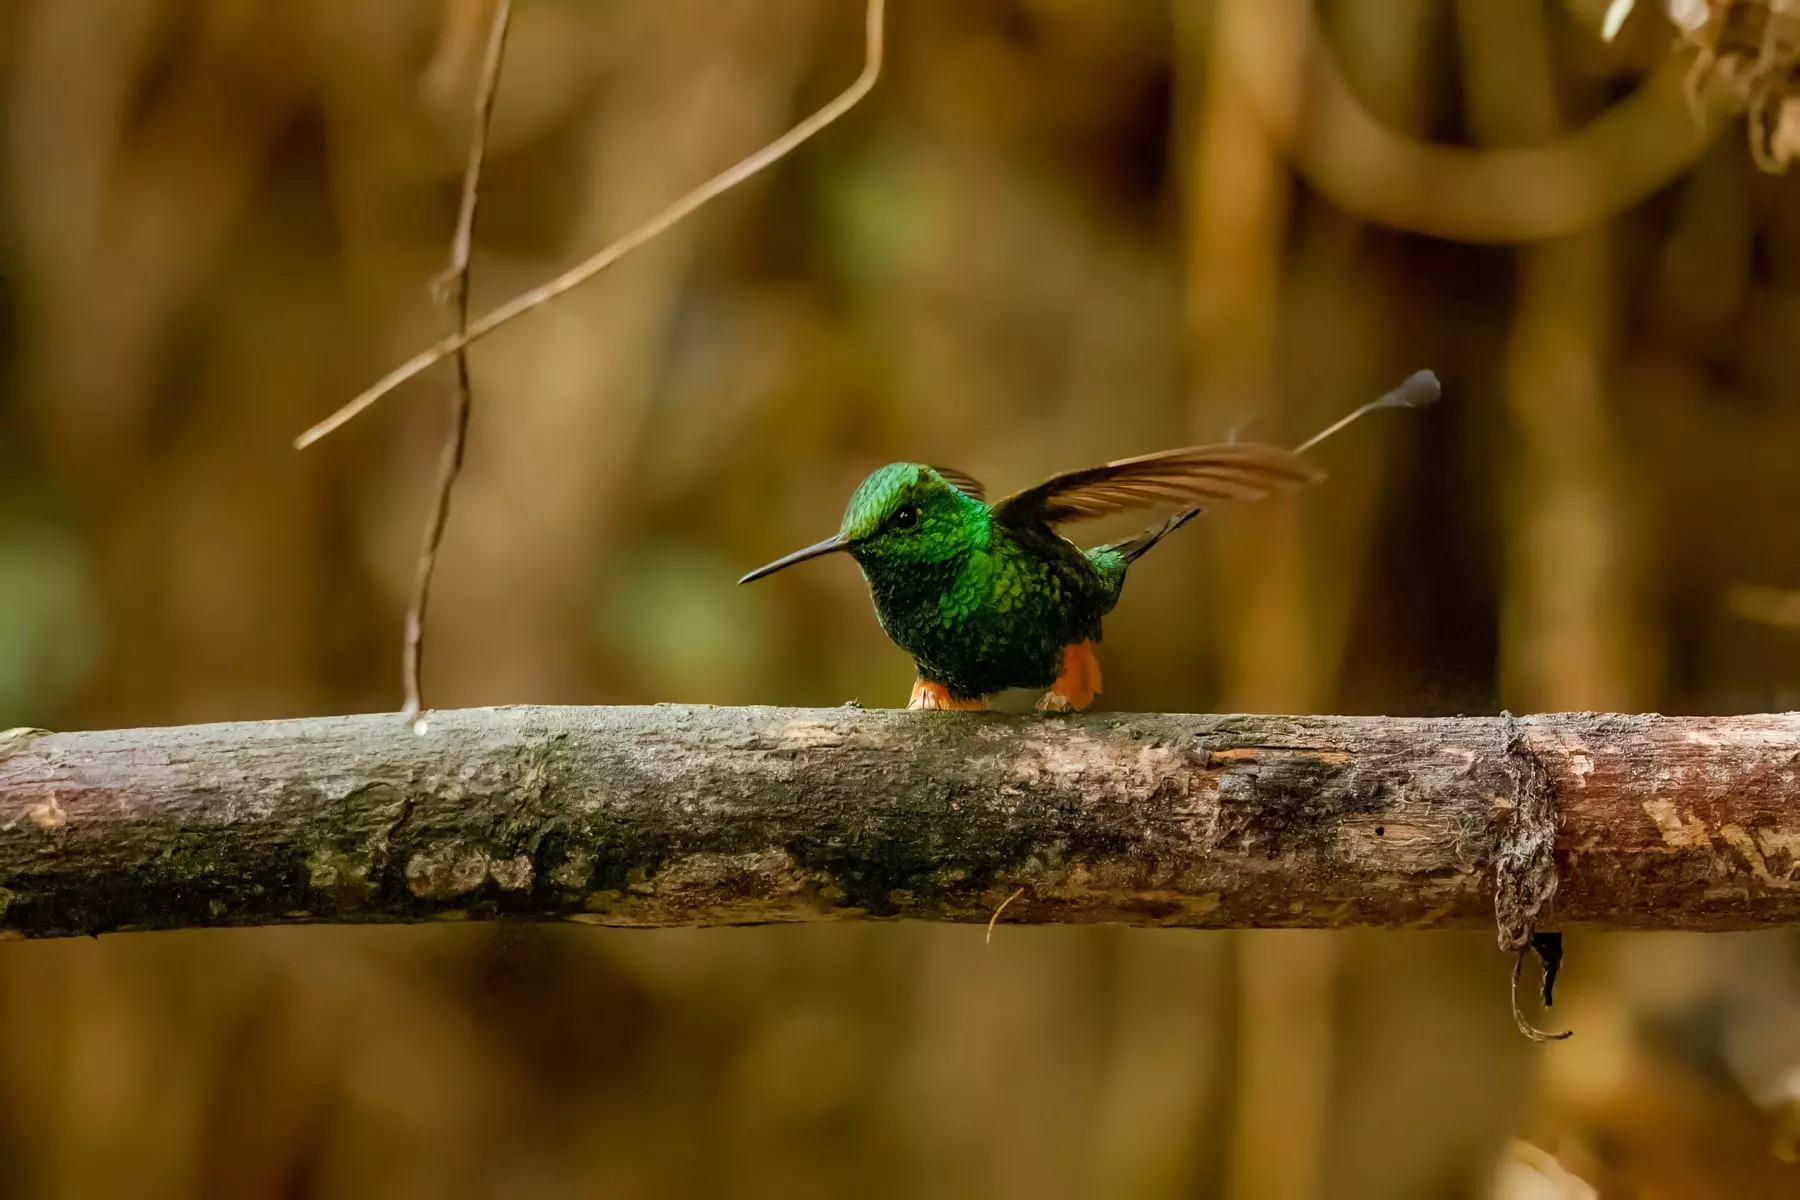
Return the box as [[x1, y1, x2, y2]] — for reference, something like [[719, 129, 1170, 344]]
[[1604, 1, 1800, 172], [4, 0, 1800, 1196]]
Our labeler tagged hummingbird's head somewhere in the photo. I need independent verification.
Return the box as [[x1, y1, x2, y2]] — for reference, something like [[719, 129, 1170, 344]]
[[738, 465, 985, 585]]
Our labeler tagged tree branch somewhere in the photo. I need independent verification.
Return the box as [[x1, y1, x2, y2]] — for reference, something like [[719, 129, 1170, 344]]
[[4, 709, 1800, 940]]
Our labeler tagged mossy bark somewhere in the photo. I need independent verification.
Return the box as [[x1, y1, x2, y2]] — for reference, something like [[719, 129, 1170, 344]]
[[3, 708, 1799, 939]]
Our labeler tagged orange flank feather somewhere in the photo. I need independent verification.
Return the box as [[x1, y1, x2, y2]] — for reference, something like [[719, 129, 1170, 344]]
[[1036, 641, 1102, 712]]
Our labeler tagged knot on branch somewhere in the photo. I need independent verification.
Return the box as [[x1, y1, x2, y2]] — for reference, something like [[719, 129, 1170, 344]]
[[1495, 714, 1557, 950], [1496, 712, 1570, 1041], [0, 728, 52, 761]]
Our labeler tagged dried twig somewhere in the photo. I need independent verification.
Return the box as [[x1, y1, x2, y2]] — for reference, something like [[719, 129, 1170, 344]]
[[985, 887, 1025, 944], [294, 0, 887, 451], [403, 0, 513, 724]]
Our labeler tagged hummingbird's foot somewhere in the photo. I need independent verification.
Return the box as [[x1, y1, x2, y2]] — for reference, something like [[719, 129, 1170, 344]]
[[1036, 641, 1102, 713], [908, 679, 987, 711]]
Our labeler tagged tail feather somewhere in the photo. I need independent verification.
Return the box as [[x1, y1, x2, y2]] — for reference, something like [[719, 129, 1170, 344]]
[[1085, 369, 1441, 597], [1105, 507, 1203, 565]]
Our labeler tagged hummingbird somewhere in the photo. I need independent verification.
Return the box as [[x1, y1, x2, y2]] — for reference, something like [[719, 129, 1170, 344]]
[[740, 370, 1440, 712]]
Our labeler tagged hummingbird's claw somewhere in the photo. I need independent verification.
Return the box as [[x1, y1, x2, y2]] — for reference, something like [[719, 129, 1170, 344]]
[[907, 680, 986, 711], [1036, 642, 1102, 713]]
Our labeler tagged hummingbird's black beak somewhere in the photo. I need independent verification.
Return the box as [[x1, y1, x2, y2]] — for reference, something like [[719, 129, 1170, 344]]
[[738, 534, 849, 584]]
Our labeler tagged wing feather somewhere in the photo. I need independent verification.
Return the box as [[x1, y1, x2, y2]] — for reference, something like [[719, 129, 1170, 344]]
[[989, 443, 1323, 530]]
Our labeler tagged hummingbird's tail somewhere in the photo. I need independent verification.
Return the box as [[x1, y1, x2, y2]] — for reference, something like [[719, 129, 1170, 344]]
[[1104, 507, 1204, 565], [1089, 368, 1441, 588], [1086, 508, 1202, 613], [1292, 369, 1440, 454]]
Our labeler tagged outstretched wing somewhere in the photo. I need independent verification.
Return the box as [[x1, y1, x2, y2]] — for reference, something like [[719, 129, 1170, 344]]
[[930, 466, 986, 502], [989, 443, 1323, 531]]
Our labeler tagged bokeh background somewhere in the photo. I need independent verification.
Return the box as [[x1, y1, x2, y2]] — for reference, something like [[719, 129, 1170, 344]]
[[5, 0, 1800, 1195]]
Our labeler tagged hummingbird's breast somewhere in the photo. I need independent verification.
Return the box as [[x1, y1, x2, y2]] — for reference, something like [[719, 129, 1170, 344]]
[[865, 535, 1107, 698]]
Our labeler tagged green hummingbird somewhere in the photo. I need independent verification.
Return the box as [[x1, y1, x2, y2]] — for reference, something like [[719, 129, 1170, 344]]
[[741, 370, 1439, 711]]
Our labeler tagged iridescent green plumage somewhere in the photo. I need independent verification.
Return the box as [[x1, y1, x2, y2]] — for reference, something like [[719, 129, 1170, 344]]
[[829, 455, 1309, 699], [740, 370, 1441, 707], [849, 464, 1106, 698]]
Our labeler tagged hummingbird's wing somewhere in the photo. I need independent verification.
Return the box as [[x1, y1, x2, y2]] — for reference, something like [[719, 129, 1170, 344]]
[[988, 443, 1322, 531], [929, 466, 986, 501]]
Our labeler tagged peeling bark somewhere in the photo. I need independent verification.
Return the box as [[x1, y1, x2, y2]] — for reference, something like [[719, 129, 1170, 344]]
[[2, 708, 1799, 939]]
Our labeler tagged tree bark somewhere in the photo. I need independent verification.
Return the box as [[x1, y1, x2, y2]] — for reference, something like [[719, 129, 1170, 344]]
[[2, 708, 1798, 939]]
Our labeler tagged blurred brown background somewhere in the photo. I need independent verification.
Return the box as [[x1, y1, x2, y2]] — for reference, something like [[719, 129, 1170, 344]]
[[5, 0, 1800, 1195]]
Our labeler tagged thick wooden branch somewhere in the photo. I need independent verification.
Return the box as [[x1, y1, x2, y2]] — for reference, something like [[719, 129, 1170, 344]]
[[2, 708, 1798, 939]]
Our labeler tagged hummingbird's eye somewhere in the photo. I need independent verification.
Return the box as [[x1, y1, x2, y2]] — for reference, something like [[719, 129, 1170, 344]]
[[891, 505, 919, 530]]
